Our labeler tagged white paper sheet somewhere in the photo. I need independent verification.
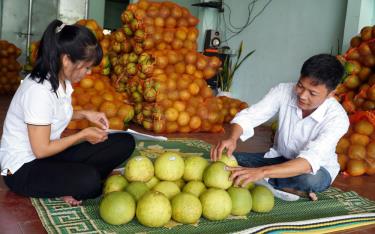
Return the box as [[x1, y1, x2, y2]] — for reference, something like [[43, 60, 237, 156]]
[[106, 128, 168, 141]]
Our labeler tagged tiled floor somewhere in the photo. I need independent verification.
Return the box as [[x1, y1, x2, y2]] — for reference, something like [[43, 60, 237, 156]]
[[1, 94, 375, 233]]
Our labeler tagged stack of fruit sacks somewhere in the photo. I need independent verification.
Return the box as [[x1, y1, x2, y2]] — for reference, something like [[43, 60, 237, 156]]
[[108, 0, 227, 133], [67, 73, 134, 130], [0, 40, 22, 94], [336, 111, 375, 176], [335, 25, 375, 113], [217, 96, 249, 122], [99, 152, 274, 227]]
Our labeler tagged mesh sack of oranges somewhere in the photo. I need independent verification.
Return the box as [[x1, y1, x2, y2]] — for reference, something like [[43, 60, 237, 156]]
[[107, 0, 229, 133], [67, 74, 133, 130], [217, 96, 249, 122], [335, 25, 375, 113], [336, 111, 375, 176], [0, 40, 22, 94]]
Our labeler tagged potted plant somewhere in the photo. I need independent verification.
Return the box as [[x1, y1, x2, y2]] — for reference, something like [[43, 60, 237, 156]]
[[217, 41, 255, 96]]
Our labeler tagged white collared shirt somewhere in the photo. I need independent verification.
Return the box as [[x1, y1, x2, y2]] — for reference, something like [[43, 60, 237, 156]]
[[231, 83, 349, 183], [0, 75, 74, 176]]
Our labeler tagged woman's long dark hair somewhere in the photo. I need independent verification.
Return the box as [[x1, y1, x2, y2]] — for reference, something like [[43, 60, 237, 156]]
[[30, 19, 103, 93]]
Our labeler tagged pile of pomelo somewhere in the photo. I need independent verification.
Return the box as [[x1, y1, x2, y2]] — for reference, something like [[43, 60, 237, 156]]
[[99, 152, 274, 227]]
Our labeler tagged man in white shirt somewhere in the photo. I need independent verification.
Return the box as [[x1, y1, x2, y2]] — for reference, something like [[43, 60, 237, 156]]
[[211, 54, 349, 200]]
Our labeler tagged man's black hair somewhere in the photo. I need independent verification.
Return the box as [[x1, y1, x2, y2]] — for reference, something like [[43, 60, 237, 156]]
[[300, 54, 344, 91]]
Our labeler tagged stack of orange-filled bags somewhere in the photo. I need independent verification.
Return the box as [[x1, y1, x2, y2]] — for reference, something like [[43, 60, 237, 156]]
[[336, 111, 375, 176], [68, 74, 134, 130], [335, 25, 375, 113], [109, 0, 247, 133], [334, 25, 375, 176], [0, 40, 22, 94]]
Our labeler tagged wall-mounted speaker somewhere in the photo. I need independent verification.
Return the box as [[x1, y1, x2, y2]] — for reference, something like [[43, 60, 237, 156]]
[[204, 29, 221, 50]]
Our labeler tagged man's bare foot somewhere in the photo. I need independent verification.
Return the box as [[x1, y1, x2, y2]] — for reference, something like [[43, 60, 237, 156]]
[[309, 192, 318, 201], [61, 196, 82, 206], [281, 188, 318, 201]]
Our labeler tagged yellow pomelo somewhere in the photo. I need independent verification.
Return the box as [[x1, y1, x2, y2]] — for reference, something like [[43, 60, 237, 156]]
[[99, 191, 135, 225]]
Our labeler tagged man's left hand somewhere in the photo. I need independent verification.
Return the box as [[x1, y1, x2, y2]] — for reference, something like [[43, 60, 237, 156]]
[[227, 166, 265, 187]]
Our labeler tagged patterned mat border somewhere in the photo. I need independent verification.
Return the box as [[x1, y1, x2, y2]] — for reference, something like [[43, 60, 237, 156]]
[[236, 213, 375, 234]]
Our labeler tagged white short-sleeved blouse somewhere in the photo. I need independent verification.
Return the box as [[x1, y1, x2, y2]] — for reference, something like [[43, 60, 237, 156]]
[[0, 75, 73, 176]]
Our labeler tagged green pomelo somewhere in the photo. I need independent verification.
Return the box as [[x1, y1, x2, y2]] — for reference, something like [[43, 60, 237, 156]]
[[124, 156, 154, 182], [171, 192, 202, 224], [99, 191, 135, 225], [136, 191, 172, 227], [125, 181, 149, 201], [103, 174, 128, 195], [244, 182, 255, 190], [183, 156, 209, 181], [154, 151, 185, 181], [251, 185, 275, 213], [145, 176, 159, 189], [227, 187, 252, 216], [218, 154, 238, 167], [182, 181, 207, 197], [153, 181, 180, 199], [173, 178, 186, 189], [200, 188, 232, 221], [203, 161, 233, 189]]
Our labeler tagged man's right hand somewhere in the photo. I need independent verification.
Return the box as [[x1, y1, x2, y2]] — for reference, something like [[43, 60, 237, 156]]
[[210, 138, 237, 161]]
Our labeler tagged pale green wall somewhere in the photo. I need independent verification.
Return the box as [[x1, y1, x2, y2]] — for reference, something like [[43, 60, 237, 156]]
[[88, 0, 105, 27], [342, 0, 375, 52], [215, 0, 347, 105]]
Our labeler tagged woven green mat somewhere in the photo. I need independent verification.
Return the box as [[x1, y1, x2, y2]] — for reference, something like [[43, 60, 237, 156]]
[[31, 139, 375, 234]]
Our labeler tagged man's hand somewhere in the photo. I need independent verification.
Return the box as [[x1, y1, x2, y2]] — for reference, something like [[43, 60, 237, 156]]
[[79, 127, 108, 144], [210, 138, 237, 161], [84, 111, 109, 130], [227, 166, 266, 187]]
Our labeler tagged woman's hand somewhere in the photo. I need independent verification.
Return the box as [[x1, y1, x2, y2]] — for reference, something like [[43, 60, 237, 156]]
[[79, 127, 108, 144], [84, 111, 109, 130], [210, 138, 237, 161]]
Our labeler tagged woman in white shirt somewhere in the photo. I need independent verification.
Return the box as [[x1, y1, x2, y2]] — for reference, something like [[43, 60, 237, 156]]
[[0, 20, 135, 206], [211, 54, 349, 200]]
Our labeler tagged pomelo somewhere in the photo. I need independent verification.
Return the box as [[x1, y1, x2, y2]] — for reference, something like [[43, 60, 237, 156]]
[[227, 187, 252, 216], [182, 181, 207, 197], [124, 156, 154, 182], [171, 192, 202, 224], [203, 161, 233, 189], [173, 178, 186, 189], [200, 188, 232, 221], [103, 174, 128, 194], [219, 154, 238, 167], [136, 191, 172, 227], [153, 181, 180, 199], [145, 176, 159, 189], [251, 185, 274, 213], [99, 191, 135, 225], [154, 151, 184, 181], [183, 156, 208, 181], [243, 182, 255, 190], [125, 181, 149, 201]]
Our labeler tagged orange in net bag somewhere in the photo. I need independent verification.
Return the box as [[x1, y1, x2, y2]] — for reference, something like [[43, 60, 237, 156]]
[[336, 111, 375, 176]]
